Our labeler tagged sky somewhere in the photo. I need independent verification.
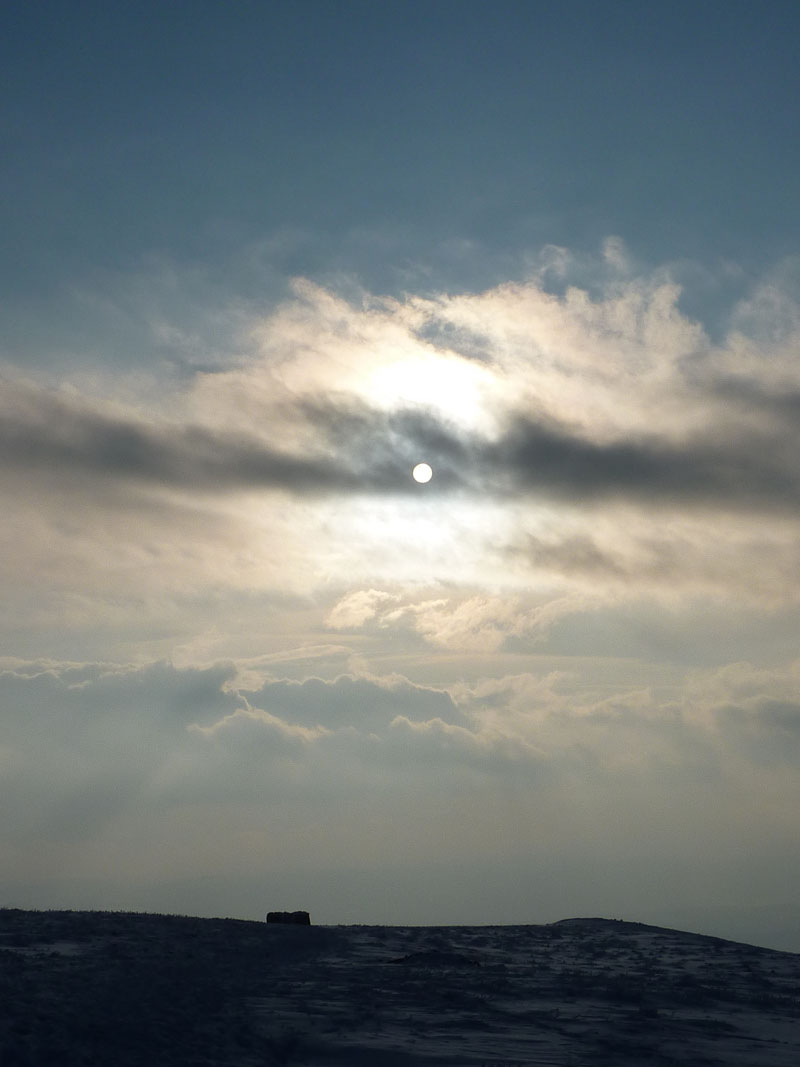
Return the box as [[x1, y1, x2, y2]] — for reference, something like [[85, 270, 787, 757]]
[[2, 1, 800, 951]]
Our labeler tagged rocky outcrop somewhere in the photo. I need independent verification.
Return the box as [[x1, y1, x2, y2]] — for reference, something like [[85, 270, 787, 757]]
[[266, 911, 311, 925]]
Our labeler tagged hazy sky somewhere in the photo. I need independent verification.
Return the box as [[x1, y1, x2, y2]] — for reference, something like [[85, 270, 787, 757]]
[[3, 1, 800, 950]]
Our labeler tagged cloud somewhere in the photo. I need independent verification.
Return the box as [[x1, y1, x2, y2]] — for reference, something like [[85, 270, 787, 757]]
[[4, 654, 799, 828], [389, 595, 575, 653], [243, 672, 462, 731], [5, 264, 800, 518], [325, 589, 593, 653], [325, 589, 400, 629], [3, 252, 800, 669], [0, 660, 242, 842], [4, 653, 800, 933], [508, 525, 800, 604], [482, 414, 753, 506], [0, 378, 362, 494], [5, 378, 800, 525]]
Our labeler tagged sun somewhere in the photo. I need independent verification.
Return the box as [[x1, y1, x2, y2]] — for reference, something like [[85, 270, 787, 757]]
[[412, 462, 433, 484]]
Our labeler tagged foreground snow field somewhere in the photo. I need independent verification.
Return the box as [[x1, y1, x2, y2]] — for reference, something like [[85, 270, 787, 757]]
[[1, 910, 799, 1065]]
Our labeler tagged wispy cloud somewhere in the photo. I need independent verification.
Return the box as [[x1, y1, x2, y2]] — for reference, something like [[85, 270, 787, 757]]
[[5, 264, 800, 516]]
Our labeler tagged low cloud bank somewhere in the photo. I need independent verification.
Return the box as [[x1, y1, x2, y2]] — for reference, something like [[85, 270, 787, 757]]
[[2, 657, 799, 883]]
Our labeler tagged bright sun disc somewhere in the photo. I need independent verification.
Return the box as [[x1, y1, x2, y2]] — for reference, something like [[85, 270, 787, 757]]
[[412, 463, 433, 483]]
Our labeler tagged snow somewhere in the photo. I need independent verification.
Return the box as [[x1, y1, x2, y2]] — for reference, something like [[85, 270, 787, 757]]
[[252, 919, 800, 1065], [1, 910, 799, 1064]]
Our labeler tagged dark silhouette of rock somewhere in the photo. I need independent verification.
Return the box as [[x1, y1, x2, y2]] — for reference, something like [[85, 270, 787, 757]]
[[266, 910, 310, 925]]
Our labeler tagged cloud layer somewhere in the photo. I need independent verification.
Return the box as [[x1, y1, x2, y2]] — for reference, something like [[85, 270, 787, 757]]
[[3, 248, 800, 946], [4, 255, 800, 644], [4, 278, 800, 510], [3, 655, 800, 941]]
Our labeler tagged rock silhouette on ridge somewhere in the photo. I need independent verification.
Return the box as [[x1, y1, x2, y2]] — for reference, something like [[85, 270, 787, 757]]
[[266, 910, 311, 925]]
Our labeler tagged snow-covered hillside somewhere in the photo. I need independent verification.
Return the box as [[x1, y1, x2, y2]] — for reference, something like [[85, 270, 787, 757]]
[[2, 910, 799, 1064]]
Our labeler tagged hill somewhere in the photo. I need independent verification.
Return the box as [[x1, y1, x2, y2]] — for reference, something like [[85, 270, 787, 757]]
[[2, 908, 799, 1065]]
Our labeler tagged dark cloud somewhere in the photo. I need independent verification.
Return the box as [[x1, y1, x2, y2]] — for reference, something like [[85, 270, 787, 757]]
[[2, 377, 799, 510], [0, 380, 471, 494], [509, 531, 800, 604], [515, 534, 631, 579], [713, 377, 800, 428], [0, 380, 358, 492], [488, 414, 800, 510], [715, 698, 800, 765]]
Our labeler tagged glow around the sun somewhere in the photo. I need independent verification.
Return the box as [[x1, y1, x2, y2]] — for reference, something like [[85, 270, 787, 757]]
[[412, 462, 433, 483], [363, 349, 499, 434]]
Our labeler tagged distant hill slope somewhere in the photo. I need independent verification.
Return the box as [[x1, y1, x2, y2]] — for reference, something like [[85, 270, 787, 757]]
[[2, 909, 799, 1065], [550, 915, 785, 950]]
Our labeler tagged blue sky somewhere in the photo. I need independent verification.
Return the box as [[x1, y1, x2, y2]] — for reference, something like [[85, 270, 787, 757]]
[[5, 1, 800, 353], [3, 2, 800, 950]]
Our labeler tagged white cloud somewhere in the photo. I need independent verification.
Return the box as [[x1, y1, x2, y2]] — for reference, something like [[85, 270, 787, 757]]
[[390, 594, 588, 653], [326, 589, 400, 629]]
